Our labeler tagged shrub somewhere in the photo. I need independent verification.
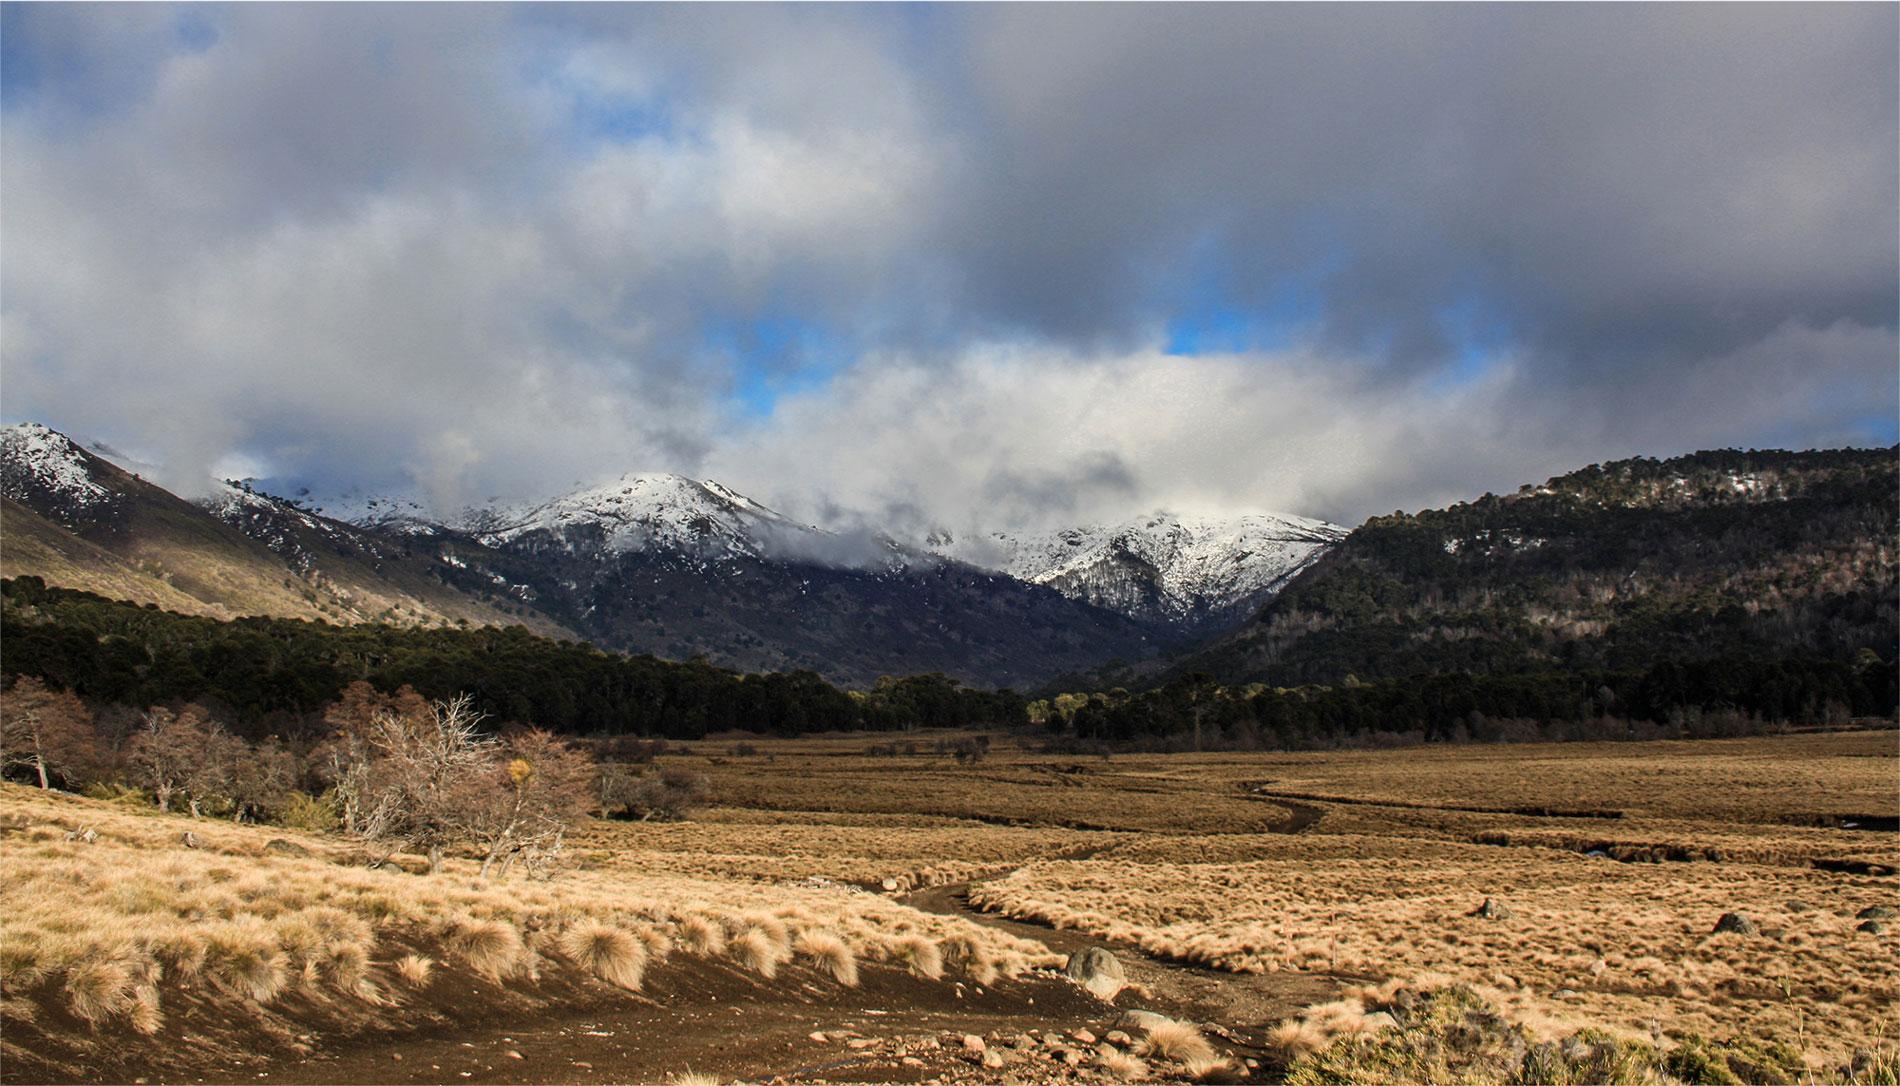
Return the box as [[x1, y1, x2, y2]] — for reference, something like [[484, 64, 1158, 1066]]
[[277, 791, 340, 833]]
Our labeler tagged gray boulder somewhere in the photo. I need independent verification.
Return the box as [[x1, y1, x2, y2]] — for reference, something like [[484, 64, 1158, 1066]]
[[1712, 912, 1758, 936], [1064, 946, 1126, 1000], [1856, 905, 1896, 920], [1470, 898, 1514, 920]]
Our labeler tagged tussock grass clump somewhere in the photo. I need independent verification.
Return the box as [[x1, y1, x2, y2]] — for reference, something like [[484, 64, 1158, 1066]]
[[205, 919, 290, 1003], [1137, 1019, 1216, 1065], [64, 958, 137, 1025], [559, 921, 647, 991], [667, 1073, 726, 1086], [444, 915, 524, 983], [395, 954, 434, 988], [730, 927, 790, 978], [892, 934, 943, 980], [1098, 1049, 1149, 1081], [678, 915, 726, 957], [794, 931, 858, 986]]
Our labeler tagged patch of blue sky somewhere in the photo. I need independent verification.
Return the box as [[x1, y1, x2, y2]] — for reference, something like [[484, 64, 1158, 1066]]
[[1158, 228, 1339, 357], [1423, 296, 1517, 393], [1162, 277, 1328, 357], [706, 315, 854, 420]]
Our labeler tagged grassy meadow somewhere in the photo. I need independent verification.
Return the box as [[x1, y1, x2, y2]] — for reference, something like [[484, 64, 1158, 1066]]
[[2, 728, 1894, 1082]]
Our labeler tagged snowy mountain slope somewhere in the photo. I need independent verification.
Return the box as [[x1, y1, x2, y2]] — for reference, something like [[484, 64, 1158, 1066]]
[[0, 422, 569, 633], [947, 510, 1347, 627], [480, 472, 824, 560], [0, 422, 121, 524]]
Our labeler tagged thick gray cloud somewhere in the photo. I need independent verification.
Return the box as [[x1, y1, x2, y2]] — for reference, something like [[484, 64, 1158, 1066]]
[[2, 4, 1892, 528]]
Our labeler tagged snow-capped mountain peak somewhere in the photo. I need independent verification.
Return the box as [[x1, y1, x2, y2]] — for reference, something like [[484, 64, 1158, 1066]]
[[479, 471, 825, 560], [0, 421, 117, 516], [948, 508, 1346, 627]]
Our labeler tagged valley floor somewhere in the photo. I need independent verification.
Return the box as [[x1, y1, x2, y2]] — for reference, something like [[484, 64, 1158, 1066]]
[[3, 729, 1895, 1084]]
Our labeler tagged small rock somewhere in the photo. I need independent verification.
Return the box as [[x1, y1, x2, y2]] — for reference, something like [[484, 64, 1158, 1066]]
[[180, 831, 199, 849], [1115, 1010, 1177, 1032], [848, 1038, 877, 1050], [505, 1050, 523, 1060], [961, 1034, 985, 1054], [809, 1032, 829, 1043], [1785, 899, 1811, 913], [390, 1054, 403, 1062], [982, 1051, 1005, 1069], [572, 1062, 592, 1071], [1470, 897, 1513, 920], [1060, 1049, 1084, 1066], [881, 877, 900, 892], [1105, 1030, 1133, 1047], [1011, 1034, 1037, 1051], [1858, 920, 1887, 934], [900, 1057, 926, 1069], [1553, 988, 1579, 999], [264, 838, 312, 858], [1071, 1029, 1097, 1045], [1857, 905, 1897, 920], [1712, 912, 1758, 936]]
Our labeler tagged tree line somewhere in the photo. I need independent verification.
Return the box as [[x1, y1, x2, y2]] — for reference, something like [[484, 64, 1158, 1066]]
[[1, 577, 1029, 742], [1035, 651, 1896, 750]]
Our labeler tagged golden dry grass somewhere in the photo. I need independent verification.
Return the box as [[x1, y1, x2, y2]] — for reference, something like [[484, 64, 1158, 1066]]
[[0, 780, 1057, 1055], [5, 727, 1894, 1078]]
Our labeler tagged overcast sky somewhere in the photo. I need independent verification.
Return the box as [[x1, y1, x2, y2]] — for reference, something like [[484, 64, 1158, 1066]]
[[3, 3, 1894, 533]]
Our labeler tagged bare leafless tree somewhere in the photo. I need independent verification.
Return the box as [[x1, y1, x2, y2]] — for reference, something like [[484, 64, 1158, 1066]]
[[0, 677, 95, 789], [358, 694, 498, 873], [127, 706, 211, 812], [467, 729, 596, 879]]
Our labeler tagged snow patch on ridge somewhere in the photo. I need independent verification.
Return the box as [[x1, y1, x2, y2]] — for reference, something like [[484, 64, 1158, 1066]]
[[946, 510, 1346, 624]]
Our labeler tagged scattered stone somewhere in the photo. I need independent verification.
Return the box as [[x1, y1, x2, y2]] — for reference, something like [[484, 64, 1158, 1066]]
[[264, 838, 312, 858], [1105, 1030, 1133, 1047], [1470, 897, 1513, 920], [390, 1054, 403, 1062], [881, 877, 900, 892], [1857, 906, 1897, 920], [848, 1038, 877, 1050], [982, 1051, 1006, 1069], [1060, 1049, 1084, 1066], [1011, 1034, 1037, 1051], [1785, 900, 1811, 913], [1065, 946, 1128, 1000], [65, 827, 98, 844], [1712, 912, 1759, 936], [809, 1032, 829, 1044], [180, 831, 199, 849], [960, 1034, 985, 1054], [572, 1062, 592, 1071], [1071, 1028, 1097, 1045], [1116, 1010, 1177, 1033], [505, 1051, 523, 1060], [1553, 988, 1579, 999], [901, 1057, 926, 1069], [1858, 920, 1887, 935]]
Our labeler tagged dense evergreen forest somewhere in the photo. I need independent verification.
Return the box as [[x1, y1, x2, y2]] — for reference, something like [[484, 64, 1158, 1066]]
[[0, 577, 1027, 742]]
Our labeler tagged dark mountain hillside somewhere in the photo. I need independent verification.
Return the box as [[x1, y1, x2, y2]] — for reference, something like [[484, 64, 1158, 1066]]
[[1159, 447, 1896, 688]]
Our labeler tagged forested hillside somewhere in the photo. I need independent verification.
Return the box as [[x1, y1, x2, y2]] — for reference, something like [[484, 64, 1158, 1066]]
[[0, 577, 1025, 742], [1155, 448, 1896, 686]]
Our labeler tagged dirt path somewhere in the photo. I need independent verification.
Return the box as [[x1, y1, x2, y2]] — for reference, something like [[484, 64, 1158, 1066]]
[[251, 958, 1110, 1086], [904, 875, 1350, 1056]]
